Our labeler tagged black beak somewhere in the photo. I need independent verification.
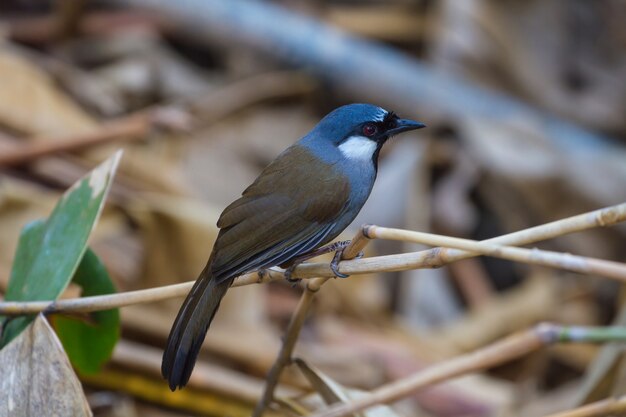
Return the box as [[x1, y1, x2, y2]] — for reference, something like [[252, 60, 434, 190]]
[[388, 118, 426, 136]]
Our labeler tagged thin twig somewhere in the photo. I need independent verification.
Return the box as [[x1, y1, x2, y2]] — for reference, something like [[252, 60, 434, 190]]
[[418, 202, 626, 267], [0, 269, 285, 315], [251, 235, 371, 417], [0, 203, 625, 315], [308, 324, 626, 417], [0, 107, 189, 167], [366, 226, 626, 281], [0, 115, 146, 167], [296, 202, 626, 278], [251, 289, 317, 417], [543, 396, 626, 417]]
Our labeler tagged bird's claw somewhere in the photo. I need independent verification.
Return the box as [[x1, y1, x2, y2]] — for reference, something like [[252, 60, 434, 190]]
[[330, 249, 349, 278], [283, 265, 302, 285]]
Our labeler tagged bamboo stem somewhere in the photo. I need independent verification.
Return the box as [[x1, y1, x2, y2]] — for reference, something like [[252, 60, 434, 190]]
[[251, 233, 371, 417], [366, 226, 626, 281], [251, 289, 317, 417], [0, 269, 286, 315], [309, 324, 626, 417], [1, 203, 625, 315], [416, 202, 626, 267], [542, 396, 626, 417]]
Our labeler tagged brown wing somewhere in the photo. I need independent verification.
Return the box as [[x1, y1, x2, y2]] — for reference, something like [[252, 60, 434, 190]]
[[210, 145, 350, 281]]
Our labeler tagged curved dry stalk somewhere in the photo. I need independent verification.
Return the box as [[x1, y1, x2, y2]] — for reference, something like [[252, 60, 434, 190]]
[[543, 396, 626, 417], [296, 202, 626, 278], [366, 226, 626, 281], [251, 288, 317, 417], [418, 202, 626, 267], [251, 236, 371, 417], [0, 115, 150, 167], [0, 202, 625, 316], [309, 324, 626, 417], [0, 269, 285, 315]]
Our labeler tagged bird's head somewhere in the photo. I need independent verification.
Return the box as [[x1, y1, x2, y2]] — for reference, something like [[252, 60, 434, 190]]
[[309, 103, 425, 164]]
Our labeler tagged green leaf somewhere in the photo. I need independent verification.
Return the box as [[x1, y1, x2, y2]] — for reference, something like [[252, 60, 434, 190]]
[[52, 249, 120, 375], [1, 151, 122, 346]]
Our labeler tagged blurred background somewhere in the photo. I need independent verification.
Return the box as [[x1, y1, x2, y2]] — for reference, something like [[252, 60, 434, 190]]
[[1, 0, 626, 416]]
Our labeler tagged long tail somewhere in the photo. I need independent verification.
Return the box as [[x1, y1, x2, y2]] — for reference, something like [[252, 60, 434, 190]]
[[161, 264, 232, 390]]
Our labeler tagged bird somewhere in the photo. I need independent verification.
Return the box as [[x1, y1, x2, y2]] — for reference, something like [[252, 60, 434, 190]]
[[162, 103, 425, 390]]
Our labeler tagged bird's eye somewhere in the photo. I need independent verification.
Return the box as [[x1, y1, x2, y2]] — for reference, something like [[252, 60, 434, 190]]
[[362, 124, 377, 137]]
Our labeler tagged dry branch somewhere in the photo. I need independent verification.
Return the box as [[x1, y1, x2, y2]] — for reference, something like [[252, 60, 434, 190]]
[[251, 288, 317, 417], [542, 396, 626, 417], [309, 325, 626, 417], [0, 202, 625, 316], [0, 270, 285, 315], [0, 107, 185, 167], [251, 236, 371, 417], [0, 69, 313, 168], [0, 116, 145, 166], [417, 202, 626, 267], [366, 226, 626, 281]]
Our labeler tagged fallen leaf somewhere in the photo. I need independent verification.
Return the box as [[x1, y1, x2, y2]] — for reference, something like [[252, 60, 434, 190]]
[[0, 47, 96, 137], [0, 315, 92, 417], [295, 357, 405, 417]]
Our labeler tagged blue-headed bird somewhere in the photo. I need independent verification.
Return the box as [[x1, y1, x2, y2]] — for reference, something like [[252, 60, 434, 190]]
[[162, 103, 425, 390]]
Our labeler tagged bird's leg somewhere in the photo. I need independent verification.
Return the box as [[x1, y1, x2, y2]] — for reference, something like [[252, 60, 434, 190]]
[[330, 249, 349, 278], [329, 242, 366, 278], [281, 240, 351, 283]]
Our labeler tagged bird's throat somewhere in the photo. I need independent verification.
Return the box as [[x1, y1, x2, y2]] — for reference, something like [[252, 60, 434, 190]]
[[338, 135, 378, 162]]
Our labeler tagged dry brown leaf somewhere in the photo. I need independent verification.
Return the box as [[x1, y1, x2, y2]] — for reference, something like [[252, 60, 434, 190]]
[[431, 1, 626, 132], [126, 193, 221, 290], [0, 315, 92, 417], [431, 274, 558, 353], [0, 46, 187, 195], [295, 357, 406, 417], [325, 5, 425, 43], [462, 117, 626, 209], [111, 338, 299, 403], [121, 304, 280, 378], [0, 48, 97, 137], [311, 318, 513, 416], [183, 106, 315, 207], [461, 116, 626, 261]]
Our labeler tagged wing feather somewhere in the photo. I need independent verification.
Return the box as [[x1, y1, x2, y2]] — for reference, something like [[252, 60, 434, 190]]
[[210, 145, 350, 282]]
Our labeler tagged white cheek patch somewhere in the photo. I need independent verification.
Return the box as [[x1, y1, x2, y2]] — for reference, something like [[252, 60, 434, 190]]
[[338, 136, 378, 161]]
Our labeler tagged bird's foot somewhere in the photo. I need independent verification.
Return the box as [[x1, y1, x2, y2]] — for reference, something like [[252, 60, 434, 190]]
[[283, 264, 302, 286], [330, 249, 349, 278], [281, 240, 353, 284]]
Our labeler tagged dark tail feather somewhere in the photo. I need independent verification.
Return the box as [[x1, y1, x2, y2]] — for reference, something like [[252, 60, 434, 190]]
[[161, 265, 231, 391]]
